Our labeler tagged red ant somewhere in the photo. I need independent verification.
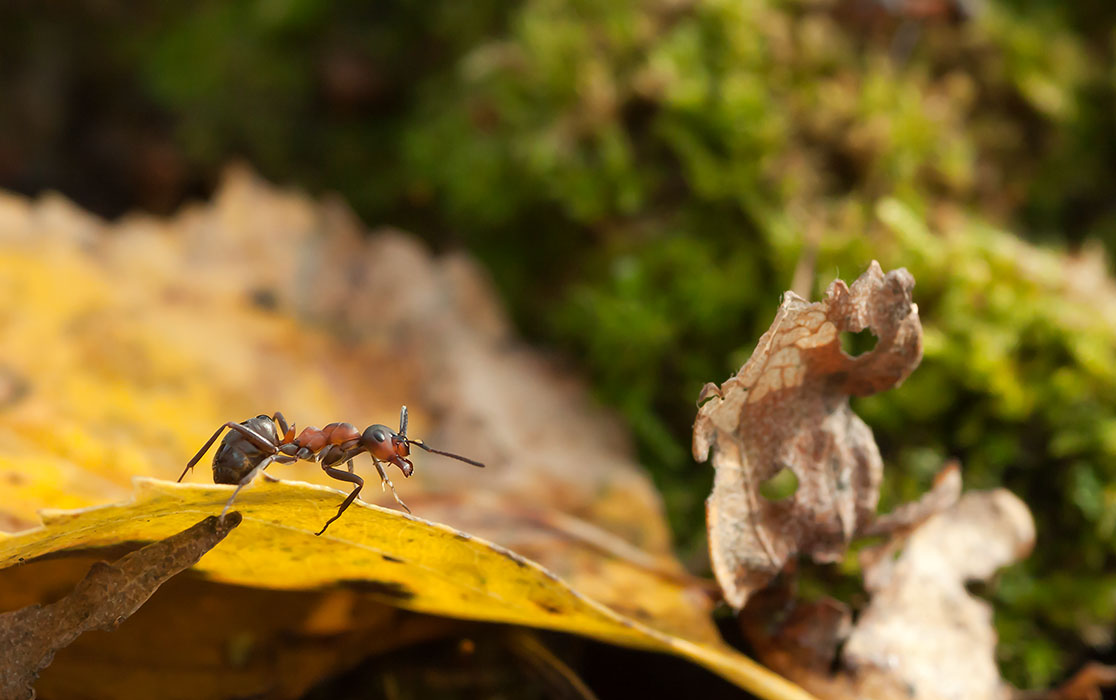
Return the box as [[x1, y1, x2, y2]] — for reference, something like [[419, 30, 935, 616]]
[[177, 406, 484, 535]]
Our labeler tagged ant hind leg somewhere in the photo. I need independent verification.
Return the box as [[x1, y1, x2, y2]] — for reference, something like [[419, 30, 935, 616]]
[[317, 466, 365, 536], [180, 423, 235, 482], [220, 454, 278, 517], [182, 420, 280, 482]]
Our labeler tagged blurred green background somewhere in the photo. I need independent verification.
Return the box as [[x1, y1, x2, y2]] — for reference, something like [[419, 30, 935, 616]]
[[3, 0, 1115, 689]]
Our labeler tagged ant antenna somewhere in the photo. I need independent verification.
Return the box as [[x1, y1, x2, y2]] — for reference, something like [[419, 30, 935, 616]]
[[396, 404, 484, 467], [407, 438, 485, 467]]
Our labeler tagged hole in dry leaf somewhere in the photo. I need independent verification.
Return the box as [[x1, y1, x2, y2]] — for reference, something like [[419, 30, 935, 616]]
[[759, 467, 799, 501], [839, 327, 877, 357], [965, 579, 992, 599], [695, 382, 722, 408]]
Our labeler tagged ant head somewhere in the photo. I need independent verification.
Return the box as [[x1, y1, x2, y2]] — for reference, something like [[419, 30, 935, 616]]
[[363, 405, 482, 478], [361, 424, 403, 461]]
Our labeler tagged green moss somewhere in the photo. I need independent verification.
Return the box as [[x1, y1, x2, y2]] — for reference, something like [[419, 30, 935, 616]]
[[395, 2, 1116, 685]]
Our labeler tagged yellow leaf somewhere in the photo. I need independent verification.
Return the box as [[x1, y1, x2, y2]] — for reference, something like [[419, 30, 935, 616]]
[[0, 172, 816, 698], [0, 478, 816, 700]]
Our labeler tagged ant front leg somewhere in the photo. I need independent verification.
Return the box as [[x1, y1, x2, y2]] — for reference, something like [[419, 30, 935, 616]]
[[272, 411, 296, 443], [372, 457, 411, 514], [316, 465, 365, 536]]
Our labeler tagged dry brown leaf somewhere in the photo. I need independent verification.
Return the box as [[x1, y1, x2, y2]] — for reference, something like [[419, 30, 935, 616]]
[[856, 462, 963, 577], [744, 488, 1041, 700], [842, 489, 1035, 700], [1023, 663, 1116, 700], [698, 262, 1114, 700], [861, 461, 961, 539], [693, 262, 924, 608], [740, 586, 853, 680], [0, 514, 240, 699]]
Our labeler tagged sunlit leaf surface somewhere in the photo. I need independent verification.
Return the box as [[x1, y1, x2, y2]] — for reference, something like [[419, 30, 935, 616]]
[[0, 479, 814, 700], [0, 172, 814, 698]]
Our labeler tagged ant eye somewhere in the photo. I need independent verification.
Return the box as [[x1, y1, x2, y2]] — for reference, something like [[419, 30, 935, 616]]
[[362, 424, 395, 448]]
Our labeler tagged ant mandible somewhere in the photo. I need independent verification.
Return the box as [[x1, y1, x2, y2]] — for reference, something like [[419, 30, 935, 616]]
[[177, 406, 484, 535]]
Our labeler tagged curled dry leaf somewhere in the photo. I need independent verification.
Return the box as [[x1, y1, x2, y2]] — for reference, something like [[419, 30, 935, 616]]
[[710, 264, 1113, 700], [744, 488, 1041, 700], [693, 262, 924, 608], [860, 461, 961, 539], [843, 489, 1036, 700], [0, 513, 240, 700], [1025, 663, 1116, 700], [856, 462, 962, 575]]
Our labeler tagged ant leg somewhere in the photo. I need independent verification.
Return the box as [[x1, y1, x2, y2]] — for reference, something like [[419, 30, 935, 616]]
[[220, 454, 278, 517], [399, 405, 408, 438], [316, 466, 365, 536], [261, 454, 295, 483], [226, 423, 280, 453], [180, 420, 274, 481], [182, 420, 280, 483], [272, 412, 289, 434], [182, 419, 280, 480], [320, 444, 346, 467], [372, 457, 411, 513], [272, 412, 295, 442], [180, 424, 231, 481]]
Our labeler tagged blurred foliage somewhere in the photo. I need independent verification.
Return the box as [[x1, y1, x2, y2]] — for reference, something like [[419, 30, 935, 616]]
[[3, 0, 1116, 689]]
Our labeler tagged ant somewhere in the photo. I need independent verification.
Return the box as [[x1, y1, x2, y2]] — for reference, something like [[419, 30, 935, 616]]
[[177, 406, 484, 535]]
